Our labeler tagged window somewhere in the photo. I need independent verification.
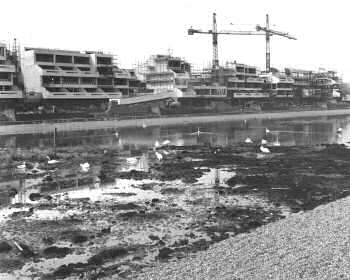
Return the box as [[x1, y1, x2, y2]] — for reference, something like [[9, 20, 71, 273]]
[[42, 76, 60, 84], [36, 53, 54, 63], [0, 48, 4, 56], [74, 56, 90, 65], [56, 55, 72, 63], [62, 77, 79, 84], [97, 57, 112, 65], [114, 78, 128, 85], [81, 77, 96, 85], [0, 73, 10, 81]]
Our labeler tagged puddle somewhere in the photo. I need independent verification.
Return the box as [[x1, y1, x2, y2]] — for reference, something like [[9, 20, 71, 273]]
[[59, 179, 163, 203], [26, 209, 81, 220]]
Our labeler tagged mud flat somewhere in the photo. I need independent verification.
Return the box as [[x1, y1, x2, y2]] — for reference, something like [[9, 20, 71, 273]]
[[2, 108, 350, 135], [1, 142, 350, 279]]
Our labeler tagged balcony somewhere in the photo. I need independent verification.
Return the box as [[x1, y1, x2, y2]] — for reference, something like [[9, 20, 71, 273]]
[[0, 90, 22, 99], [0, 65, 15, 73], [0, 79, 12, 86], [246, 77, 264, 83], [227, 77, 244, 83], [233, 92, 269, 98]]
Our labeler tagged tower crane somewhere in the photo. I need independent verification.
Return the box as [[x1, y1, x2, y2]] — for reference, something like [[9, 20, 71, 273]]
[[256, 14, 296, 72], [188, 13, 296, 73], [188, 13, 263, 70]]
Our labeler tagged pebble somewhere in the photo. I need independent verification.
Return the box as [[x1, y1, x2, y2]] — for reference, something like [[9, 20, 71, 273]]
[[138, 196, 350, 279]]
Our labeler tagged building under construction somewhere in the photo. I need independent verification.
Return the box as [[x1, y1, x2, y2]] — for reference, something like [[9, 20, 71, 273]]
[[0, 13, 347, 121]]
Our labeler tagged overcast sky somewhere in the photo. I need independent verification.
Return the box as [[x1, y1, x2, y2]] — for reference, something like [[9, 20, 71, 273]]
[[2, 0, 350, 80]]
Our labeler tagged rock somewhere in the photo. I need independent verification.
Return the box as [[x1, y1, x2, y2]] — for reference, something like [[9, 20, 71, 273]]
[[88, 247, 128, 265], [72, 234, 88, 244], [101, 227, 111, 234], [29, 193, 42, 201], [53, 264, 72, 277], [157, 247, 174, 259], [19, 243, 35, 258], [149, 234, 160, 241], [158, 240, 166, 246], [0, 259, 24, 271], [174, 239, 189, 247], [112, 203, 140, 210], [0, 241, 12, 253], [43, 246, 71, 258], [42, 236, 54, 245]]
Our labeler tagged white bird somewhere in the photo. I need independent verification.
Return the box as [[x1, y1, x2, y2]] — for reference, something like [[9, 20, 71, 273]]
[[115, 131, 119, 138], [162, 139, 171, 146], [142, 122, 147, 129], [265, 128, 270, 134], [126, 157, 138, 165], [162, 150, 170, 155], [261, 139, 268, 145], [154, 141, 161, 149], [17, 162, 26, 169], [259, 145, 270, 153], [244, 137, 253, 144], [155, 151, 163, 161], [80, 162, 90, 172], [337, 127, 343, 133], [46, 156, 59, 164]]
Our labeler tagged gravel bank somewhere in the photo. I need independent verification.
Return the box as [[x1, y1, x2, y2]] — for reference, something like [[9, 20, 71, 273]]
[[138, 196, 350, 280]]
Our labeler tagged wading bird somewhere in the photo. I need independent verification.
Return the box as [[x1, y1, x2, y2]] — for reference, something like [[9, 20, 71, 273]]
[[47, 156, 59, 164], [17, 162, 26, 170], [80, 162, 90, 172]]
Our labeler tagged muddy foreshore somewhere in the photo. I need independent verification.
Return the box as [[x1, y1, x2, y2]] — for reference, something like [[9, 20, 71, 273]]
[[1, 142, 350, 279]]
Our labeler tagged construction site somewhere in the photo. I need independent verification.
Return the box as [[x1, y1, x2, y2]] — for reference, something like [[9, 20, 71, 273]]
[[0, 12, 347, 122]]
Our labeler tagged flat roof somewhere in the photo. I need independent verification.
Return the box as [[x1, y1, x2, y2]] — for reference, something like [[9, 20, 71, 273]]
[[24, 47, 90, 56]]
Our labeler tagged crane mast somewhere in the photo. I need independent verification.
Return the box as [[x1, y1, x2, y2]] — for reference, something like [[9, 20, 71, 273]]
[[212, 13, 219, 69], [188, 13, 296, 73], [265, 14, 271, 73], [256, 14, 296, 72]]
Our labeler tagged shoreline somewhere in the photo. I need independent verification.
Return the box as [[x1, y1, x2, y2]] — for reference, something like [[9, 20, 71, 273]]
[[1, 108, 350, 135], [138, 196, 350, 279]]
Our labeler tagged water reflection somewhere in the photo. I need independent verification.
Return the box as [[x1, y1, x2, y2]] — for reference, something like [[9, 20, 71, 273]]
[[1, 115, 350, 151]]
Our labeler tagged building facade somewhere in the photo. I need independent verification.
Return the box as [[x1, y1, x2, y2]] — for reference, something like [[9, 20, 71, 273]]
[[0, 43, 22, 100], [21, 48, 122, 104]]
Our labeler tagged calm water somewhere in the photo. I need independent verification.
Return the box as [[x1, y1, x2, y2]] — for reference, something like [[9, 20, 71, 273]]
[[1, 114, 350, 205], [1, 115, 350, 150]]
